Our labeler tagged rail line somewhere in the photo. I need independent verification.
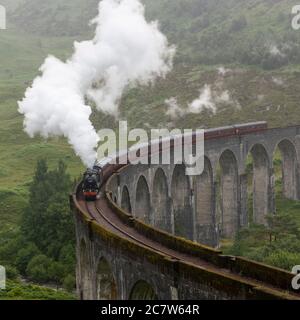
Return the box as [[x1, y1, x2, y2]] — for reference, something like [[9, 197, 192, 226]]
[[85, 200, 178, 258], [77, 196, 300, 300], [75, 122, 300, 300], [78, 195, 300, 300]]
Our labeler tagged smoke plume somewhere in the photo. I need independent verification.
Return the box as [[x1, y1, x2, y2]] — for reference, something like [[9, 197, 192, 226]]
[[18, 0, 175, 167], [188, 85, 217, 114], [166, 85, 236, 120], [165, 97, 184, 120]]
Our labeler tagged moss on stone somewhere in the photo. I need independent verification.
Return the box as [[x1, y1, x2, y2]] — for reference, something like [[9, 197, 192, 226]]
[[71, 174, 299, 300]]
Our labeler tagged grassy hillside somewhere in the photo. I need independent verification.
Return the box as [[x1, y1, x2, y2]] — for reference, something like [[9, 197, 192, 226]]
[[0, 0, 300, 235], [10, 0, 98, 37], [118, 63, 300, 130], [0, 0, 300, 298], [0, 280, 75, 300], [7, 0, 300, 67], [143, 0, 300, 64], [4, 0, 300, 131], [0, 29, 84, 237], [222, 161, 300, 271]]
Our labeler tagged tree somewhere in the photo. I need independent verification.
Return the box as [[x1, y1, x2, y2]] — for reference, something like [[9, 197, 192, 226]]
[[48, 262, 65, 287], [21, 159, 73, 254], [21, 159, 52, 244], [59, 244, 76, 274], [266, 213, 299, 242], [5, 266, 18, 280], [63, 274, 75, 292], [16, 243, 40, 275], [26, 255, 53, 283], [0, 233, 23, 266], [40, 193, 74, 259], [20, 159, 75, 286]]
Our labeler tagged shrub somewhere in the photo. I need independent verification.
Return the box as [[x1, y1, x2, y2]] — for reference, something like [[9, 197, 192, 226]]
[[16, 242, 40, 274], [63, 274, 75, 292], [26, 255, 53, 283], [5, 265, 18, 280], [264, 250, 300, 271]]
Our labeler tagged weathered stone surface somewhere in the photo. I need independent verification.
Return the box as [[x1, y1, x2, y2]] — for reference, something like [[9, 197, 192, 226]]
[[73, 125, 300, 300], [112, 126, 300, 244]]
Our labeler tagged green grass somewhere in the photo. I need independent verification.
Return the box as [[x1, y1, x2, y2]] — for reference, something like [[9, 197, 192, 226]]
[[222, 154, 300, 270], [0, 280, 75, 300], [0, 94, 84, 234], [0, 27, 84, 299], [0, 29, 84, 237], [120, 63, 300, 131], [1, 0, 300, 296]]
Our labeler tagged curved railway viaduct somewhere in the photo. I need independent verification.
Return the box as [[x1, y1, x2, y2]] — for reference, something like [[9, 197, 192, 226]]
[[71, 123, 300, 300]]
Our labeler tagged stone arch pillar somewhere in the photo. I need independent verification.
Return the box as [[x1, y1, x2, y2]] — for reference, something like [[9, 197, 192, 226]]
[[250, 144, 271, 225], [135, 176, 151, 223], [121, 186, 132, 213], [277, 140, 298, 200], [96, 258, 117, 300], [219, 150, 239, 238], [194, 157, 216, 245], [171, 164, 193, 240], [239, 173, 249, 227], [152, 168, 171, 232], [79, 239, 92, 300]]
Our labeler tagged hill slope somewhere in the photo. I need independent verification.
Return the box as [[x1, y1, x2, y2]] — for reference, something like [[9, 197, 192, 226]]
[[7, 0, 300, 68], [10, 0, 98, 37], [1, 0, 300, 230], [1, 0, 300, 298]]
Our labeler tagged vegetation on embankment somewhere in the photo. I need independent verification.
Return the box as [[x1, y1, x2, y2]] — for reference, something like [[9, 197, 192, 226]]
[[0, 280, 75, 300], [223, 158, 300, 272], [1, 0, 300, 298], [0, 160, 77, 299]]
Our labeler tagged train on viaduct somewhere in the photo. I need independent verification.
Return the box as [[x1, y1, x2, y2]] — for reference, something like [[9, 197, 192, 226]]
[[71, 122, 300, 300]]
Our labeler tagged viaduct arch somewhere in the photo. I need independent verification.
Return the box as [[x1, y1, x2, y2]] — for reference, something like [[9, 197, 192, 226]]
[[72, 123, 300, 300], [129, 280, 158, 300], [111, 125, 300, 245]]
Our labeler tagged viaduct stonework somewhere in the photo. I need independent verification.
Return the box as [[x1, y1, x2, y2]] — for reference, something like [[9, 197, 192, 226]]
[[71, 123, 300, 300]]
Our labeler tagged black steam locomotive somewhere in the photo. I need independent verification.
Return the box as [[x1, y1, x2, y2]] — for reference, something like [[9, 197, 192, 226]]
[[82, 165, 103, 201]]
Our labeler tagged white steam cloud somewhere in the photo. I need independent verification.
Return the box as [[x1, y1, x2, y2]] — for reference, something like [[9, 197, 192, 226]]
[[188, 85, 217, 114], [165, 97, 185, 120], [217, 66, 231, 76], [166, 85, 235, 120], [18, 0, 175, 167], [269, 45, 285, 57], [272, 76, 284, 86]]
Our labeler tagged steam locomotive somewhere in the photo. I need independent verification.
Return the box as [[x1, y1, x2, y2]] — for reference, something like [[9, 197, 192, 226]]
[[82, 165, 103, 201]]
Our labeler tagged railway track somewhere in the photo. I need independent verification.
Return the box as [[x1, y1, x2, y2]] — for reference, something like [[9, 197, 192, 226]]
[[85, 200, 176, 257], [78, 195, 300, 300], [75, 122, 300, 300]]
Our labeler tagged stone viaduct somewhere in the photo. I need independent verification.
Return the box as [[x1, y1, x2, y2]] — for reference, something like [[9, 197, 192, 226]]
[[71, 123, 300, 300], [109, 124, 300, 246]]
